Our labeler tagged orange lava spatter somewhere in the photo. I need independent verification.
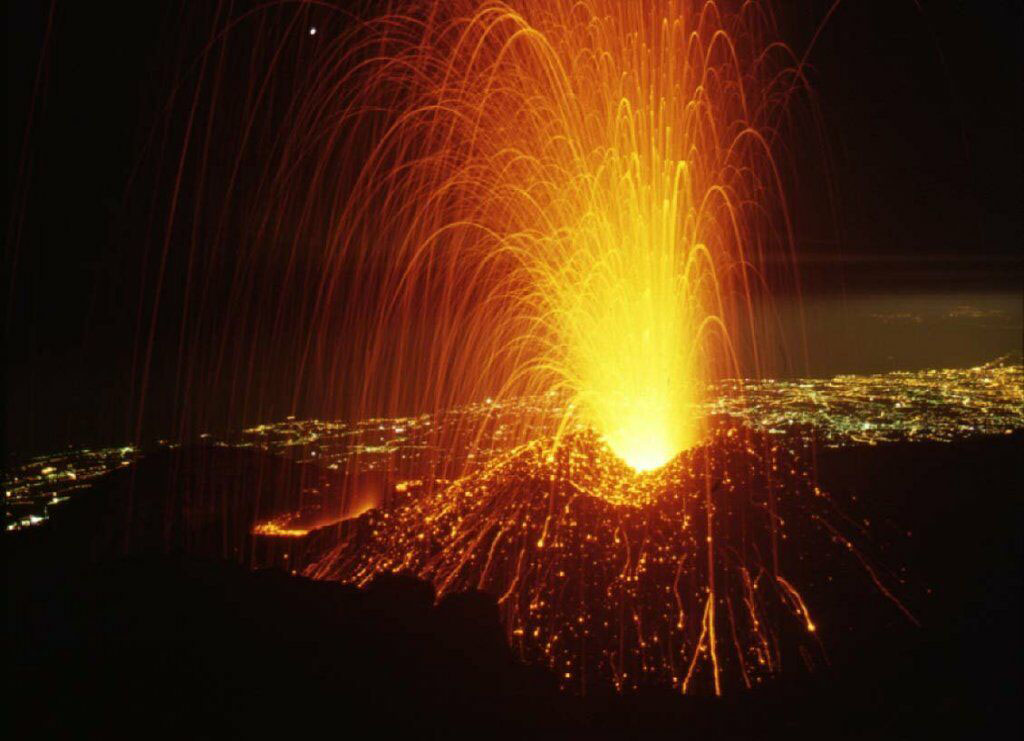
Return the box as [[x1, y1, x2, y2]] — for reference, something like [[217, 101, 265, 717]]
[[308, 425, 829, 694]]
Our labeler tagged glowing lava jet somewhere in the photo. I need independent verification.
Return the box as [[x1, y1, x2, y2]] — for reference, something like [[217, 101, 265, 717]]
[[193, 0, 843, 695], [281, 0, 823, 693], [281, 0, 803, 477]]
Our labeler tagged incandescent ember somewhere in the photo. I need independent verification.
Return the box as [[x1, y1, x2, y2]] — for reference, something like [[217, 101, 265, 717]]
[[308, 425, 842, 695]]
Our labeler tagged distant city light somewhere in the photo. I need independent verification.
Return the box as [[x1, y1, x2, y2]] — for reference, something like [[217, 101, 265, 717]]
[[4, 360, 1022, 533]]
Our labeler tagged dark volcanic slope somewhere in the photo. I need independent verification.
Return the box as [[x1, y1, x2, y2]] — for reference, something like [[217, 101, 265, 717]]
[[18, 444, 320, 563], [308, 427, 834, 696], [808, 433, 1024, 731], [7, 434, 1022, 738]]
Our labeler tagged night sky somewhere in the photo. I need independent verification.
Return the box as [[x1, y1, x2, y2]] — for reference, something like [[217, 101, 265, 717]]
[[6, 1, 1022, 457]]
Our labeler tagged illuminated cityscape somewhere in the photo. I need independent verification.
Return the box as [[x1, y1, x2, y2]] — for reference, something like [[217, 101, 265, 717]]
[[5, 445, 141, 532], [8, 359, 1020, 534], [709, 357, 1023, 446]]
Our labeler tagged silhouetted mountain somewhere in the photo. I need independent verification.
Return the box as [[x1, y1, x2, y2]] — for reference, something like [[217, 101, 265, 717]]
[[7, 434, 1021, 738], [25, 444, 318, 562]]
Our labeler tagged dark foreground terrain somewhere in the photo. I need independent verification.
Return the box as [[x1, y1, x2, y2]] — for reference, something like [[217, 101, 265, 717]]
[[8, 434, 1022, 738]]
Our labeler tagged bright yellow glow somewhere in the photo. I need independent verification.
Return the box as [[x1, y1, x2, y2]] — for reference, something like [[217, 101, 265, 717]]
[[533, 149, 708, 471], [546, 226, 705, 470], [492, 3, 725, 471]]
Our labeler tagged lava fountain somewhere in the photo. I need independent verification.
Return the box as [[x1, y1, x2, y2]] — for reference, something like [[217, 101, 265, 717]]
[[146, 0, 856, 695], [286, 0, 821, 693], [270, 0, 804, 477]]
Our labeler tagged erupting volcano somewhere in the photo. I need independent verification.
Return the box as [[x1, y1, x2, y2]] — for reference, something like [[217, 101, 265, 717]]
[[252, 0, 823, 694], [308, 425, 829, 694], [9, 0, 1021, 733]]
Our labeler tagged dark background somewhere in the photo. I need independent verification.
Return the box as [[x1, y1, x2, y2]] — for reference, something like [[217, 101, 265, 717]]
[[6, 0, 1023, 459]]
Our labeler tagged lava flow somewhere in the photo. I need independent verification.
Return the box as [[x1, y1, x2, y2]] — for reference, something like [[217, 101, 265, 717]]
[[308, 425, 830, 695]]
